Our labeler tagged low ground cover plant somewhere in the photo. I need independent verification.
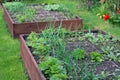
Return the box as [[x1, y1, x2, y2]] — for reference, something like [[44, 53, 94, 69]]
[[25, 27, 120, 80]]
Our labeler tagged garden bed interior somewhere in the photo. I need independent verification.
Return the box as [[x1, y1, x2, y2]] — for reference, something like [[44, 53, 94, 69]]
[[20, 28, 120, 80], [3, 3, 83, 38]]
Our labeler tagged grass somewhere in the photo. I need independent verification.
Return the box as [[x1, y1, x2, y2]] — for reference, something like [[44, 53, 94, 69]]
[[0, 9, 28, 80], [0, 0, 120, 80]]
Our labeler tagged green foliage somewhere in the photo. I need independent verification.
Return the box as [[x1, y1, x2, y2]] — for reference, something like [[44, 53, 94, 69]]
[[100, 71, 110, 79], [91, 52, 103, 62], [27, 32, 51, 56], [101, 46, 114, 54], [50, 74, 67, 80], [78, 36, 84, 42], [44, 4, 60, 11], [16, 8, 36, 22], [79, 61, 102, 80], [97, 0, 120, 24], [4, 2, 36, 23], [107, 52, 118, 61], [39, 56, 67, 79], [27, 32, 39, 46], [84, 32, 94, 39], [84, 32, 99, 44], [4, 2, 24, 14], [72, 48, 86, 60]]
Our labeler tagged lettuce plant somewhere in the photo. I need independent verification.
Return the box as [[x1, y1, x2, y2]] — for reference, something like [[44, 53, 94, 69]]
[[39, 56, 67, 79], [72, 48, 86, 60], [91, 52, 103, 62]]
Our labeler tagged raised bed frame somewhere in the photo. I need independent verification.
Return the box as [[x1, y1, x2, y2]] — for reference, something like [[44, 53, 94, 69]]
[[3, 5, 83, 38], [20, 34, 46, 80], [20, 30, 119, 80]]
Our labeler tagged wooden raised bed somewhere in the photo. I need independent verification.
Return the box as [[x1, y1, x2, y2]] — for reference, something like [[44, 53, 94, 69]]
[[20, 30, 120, 80], [20, 34, 46, 80], [3, 5, 83, 38]]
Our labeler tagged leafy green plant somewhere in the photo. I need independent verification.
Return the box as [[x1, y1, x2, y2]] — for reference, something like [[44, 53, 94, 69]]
[[27, 32, 39, 46], [50, 74, 67, 80], [107, 52, 118, 61], [98, 0, 120, 24], [39, 56, 67, 79], [91, 52, 103, 62], [72, 48, 86, 60], [84, 32, 94, 39], [16, 7, 36, 22], [4, 2, 24, 14], [101, 46, 114, 54], [4, 2, 36, 23], [100, 71, 110, 79], [78, 36, 84, 42], [27, 32, 51, 56], [44, 4, 60, 11]]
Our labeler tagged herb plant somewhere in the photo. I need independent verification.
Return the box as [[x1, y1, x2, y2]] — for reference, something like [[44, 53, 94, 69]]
[[39, 56, 67, 79], [72, 48, 86, 60], [44, 4, 60, 11], [4, 2, 24, 14], [91, 52, 103, 62]]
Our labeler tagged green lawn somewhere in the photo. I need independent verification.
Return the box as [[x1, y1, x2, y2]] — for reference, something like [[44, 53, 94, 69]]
[[0, 0, 120, 80], [0, 9, 28, 80]]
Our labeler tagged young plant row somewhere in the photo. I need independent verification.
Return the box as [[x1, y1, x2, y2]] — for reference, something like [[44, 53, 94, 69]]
[[4, 2, 75, 23], [26, 27, 120, 80]]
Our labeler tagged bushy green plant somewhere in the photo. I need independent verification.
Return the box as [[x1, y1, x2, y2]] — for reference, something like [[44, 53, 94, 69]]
[[50, 74, 67, 80], [27, 32, 51, 56], [39, 56, 67, 79], [44, 4, 60, 11], [16, 8, 36, 22], [72, 48, 86, 60], [97, 0, 120, 24], [91, 52, 103, 62], [4, 2, 24, 14]]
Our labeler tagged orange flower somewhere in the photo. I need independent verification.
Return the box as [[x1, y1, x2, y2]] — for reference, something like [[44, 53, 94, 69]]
[[118, 9, 120, 14], [104, 14, 110, 21], [101, 0, 105, 3]]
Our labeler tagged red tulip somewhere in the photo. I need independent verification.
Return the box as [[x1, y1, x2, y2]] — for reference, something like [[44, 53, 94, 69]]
[[101, 0, 105, 3], [118, 9, 120, 14], [104, 14, 110, 21]]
